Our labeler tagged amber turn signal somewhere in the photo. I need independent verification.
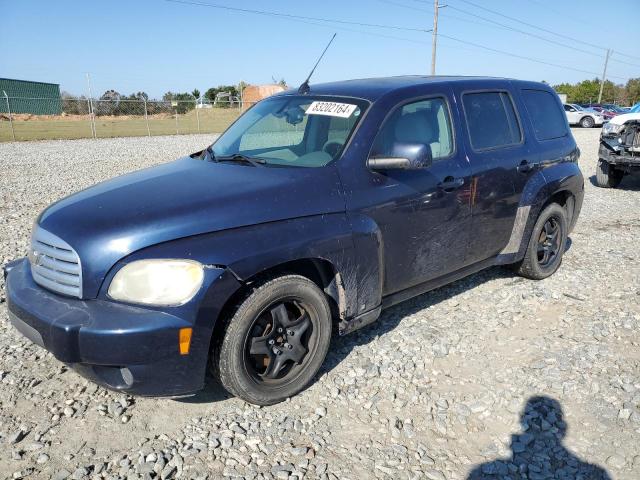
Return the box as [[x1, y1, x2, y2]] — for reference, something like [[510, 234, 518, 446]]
[[179, 328, 192, 355]]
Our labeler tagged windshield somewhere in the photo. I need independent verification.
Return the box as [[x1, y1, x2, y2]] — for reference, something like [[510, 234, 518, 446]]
[[630, 103, 640, 113], [209, 95, 368, 167]]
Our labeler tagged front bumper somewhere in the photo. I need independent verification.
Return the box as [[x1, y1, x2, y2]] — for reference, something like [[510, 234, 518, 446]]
[[4, 258, 225, 396], [599, 142, 640, 169]]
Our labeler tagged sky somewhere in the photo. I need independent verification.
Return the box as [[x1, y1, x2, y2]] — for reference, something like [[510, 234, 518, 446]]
[[1, 0, 639, 99]]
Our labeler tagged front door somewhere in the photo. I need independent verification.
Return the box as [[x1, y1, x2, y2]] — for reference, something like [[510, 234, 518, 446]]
[[351, 94, 472, 295], [563, 104, 579, 125]]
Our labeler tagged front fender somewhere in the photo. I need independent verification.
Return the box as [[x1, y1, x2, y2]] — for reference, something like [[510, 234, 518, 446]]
[[108, 213, 360, 320]]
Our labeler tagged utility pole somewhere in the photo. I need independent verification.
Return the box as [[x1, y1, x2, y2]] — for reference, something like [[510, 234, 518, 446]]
[[598, 49, 611, 104], [86, 73, 96, 138], [431, 0, 439, 75]]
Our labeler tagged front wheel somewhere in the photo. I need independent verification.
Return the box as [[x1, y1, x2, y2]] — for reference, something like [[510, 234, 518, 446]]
[[214, 275, 332, 405], [514, 203, 568, 280], [595, 159, 623, 188]]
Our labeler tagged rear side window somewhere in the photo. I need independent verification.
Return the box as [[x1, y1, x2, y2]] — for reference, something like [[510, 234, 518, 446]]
[[522, 89, 568, 140], [462, 91, 522, 151]]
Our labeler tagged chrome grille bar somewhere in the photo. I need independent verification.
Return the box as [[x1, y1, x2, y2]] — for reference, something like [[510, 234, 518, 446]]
[[30, 226, 82, 298]]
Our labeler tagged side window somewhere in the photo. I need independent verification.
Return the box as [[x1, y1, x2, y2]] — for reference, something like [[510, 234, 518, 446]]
[[521, 89, 568, 141], [563, 104, 572, 111], [371, 97, 454, 160], [462, 91, 522, 151]]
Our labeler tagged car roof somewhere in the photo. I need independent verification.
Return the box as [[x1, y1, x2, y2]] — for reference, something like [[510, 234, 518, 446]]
[[275, 75, 545, 102]]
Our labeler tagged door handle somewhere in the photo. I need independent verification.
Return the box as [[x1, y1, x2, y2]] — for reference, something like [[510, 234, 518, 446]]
[[438, 177, 465, 192], [517, 160, 539, 173]]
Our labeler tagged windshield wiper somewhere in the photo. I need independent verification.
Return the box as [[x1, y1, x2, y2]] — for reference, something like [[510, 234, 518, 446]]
[[214, 153, 267, 167]]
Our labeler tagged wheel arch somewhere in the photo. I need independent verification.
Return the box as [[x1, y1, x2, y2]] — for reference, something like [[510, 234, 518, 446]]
[[497, 163, 583, 264], [236, 257, 346, 323], [208, 257, 347, 369]]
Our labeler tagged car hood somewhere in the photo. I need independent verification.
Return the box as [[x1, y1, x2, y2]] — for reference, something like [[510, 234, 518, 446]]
[[608, 112, 640, 125], [38, 156, 345, 297]]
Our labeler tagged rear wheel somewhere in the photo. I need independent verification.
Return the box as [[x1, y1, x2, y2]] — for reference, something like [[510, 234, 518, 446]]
[[214, 275, 332, 405], [595, 159, 623, 188], [515, 203, 567, 280], [579, 116, 595, 128]]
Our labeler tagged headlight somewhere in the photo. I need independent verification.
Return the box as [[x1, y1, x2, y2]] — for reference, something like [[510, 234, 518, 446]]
[[108, 259, 204, 306], [602, 123, 623, 135]]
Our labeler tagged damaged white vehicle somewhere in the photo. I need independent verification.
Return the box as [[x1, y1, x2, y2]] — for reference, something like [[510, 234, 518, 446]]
[[597, 111, 640, 188]]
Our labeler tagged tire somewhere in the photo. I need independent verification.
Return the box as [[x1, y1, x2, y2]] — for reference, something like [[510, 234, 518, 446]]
[[579, 116, 595, 128], [595, 159, 623, 188], [514, 203, 568, 280], [214, 275, 332, 405]]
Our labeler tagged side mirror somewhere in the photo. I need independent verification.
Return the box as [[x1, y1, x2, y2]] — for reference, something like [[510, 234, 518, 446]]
[[367, 142, 432, 171]]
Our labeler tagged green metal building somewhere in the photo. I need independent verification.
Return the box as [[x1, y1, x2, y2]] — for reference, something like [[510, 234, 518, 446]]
[[0, 78, 62, 115]]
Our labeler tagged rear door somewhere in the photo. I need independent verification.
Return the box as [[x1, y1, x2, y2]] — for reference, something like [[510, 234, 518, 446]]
[[452, 86, 534, 263]]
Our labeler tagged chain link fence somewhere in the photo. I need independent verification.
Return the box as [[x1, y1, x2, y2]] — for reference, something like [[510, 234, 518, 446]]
[[0, 96, 253, 142]]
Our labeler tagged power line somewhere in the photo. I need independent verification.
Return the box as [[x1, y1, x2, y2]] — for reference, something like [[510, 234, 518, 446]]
[[445, 5, 604, 59], [384, 0, 640, 70], [441, 12, 517, 30], [377, 0, 430, 12], [438, 33, 628, 81], [163, 0, 431, 32], [523, 0, 602, 30], [403, 0, 640, 68], [164, 0, 632, 81], [274, 14, 433, 48], [450, 0, 640, 61]]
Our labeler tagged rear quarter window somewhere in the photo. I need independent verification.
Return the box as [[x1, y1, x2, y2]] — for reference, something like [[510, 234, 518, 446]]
[[521, 89, 568, 141], [462, 91, 522, 151]]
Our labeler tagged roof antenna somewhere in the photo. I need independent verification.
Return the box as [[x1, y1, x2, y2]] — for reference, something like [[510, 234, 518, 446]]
[[298, 33, 337, 95]]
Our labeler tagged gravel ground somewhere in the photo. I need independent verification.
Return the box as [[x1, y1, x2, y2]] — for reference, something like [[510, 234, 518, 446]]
[[0, 130, 639, 480]]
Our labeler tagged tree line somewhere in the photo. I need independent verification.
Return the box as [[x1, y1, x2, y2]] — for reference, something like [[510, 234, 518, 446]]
[[60, 82, 256, 116], [553, 77, 640, 105]]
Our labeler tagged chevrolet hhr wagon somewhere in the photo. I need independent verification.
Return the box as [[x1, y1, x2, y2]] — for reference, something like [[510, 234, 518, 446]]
[[5, 76, 584, 405]]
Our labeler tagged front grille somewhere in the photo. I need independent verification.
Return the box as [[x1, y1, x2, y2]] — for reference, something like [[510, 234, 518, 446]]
[[29, 226, 82, 298]]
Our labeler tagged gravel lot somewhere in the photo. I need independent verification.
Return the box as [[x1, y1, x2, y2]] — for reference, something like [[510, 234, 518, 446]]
[[1, 130, 639, 480]]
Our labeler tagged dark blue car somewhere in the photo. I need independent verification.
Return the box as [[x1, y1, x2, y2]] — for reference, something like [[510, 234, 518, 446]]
[[4, 76, 583, 405]]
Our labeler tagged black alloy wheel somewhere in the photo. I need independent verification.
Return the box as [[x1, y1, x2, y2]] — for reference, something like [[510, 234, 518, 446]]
[[244, 300, 315, 382], [215, 275, 332, 405], [514, 202, 568, 280], [536, 216, 561, 268]]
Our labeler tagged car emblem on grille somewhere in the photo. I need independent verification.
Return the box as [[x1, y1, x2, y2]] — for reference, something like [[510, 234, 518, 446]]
[[35, 253, 46, 266], [30, 250, 45, 266]]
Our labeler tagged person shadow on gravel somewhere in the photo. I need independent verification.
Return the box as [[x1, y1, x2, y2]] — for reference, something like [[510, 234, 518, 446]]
[[467, 396, 611, 480]]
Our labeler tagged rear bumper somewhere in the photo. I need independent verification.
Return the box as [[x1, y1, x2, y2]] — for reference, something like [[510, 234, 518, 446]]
[[4, 258, 225, 396]]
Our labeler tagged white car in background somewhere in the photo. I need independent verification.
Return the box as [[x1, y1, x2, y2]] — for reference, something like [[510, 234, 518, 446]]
[[563, 103, 604, 128]]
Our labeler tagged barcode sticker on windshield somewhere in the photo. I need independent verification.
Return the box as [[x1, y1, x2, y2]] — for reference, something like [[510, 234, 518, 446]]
[[306, 101, 358, 118]]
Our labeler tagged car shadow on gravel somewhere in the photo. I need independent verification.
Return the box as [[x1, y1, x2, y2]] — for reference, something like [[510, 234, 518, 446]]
[[467, 396, 612, 479], [588, 174, 640, 190]]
